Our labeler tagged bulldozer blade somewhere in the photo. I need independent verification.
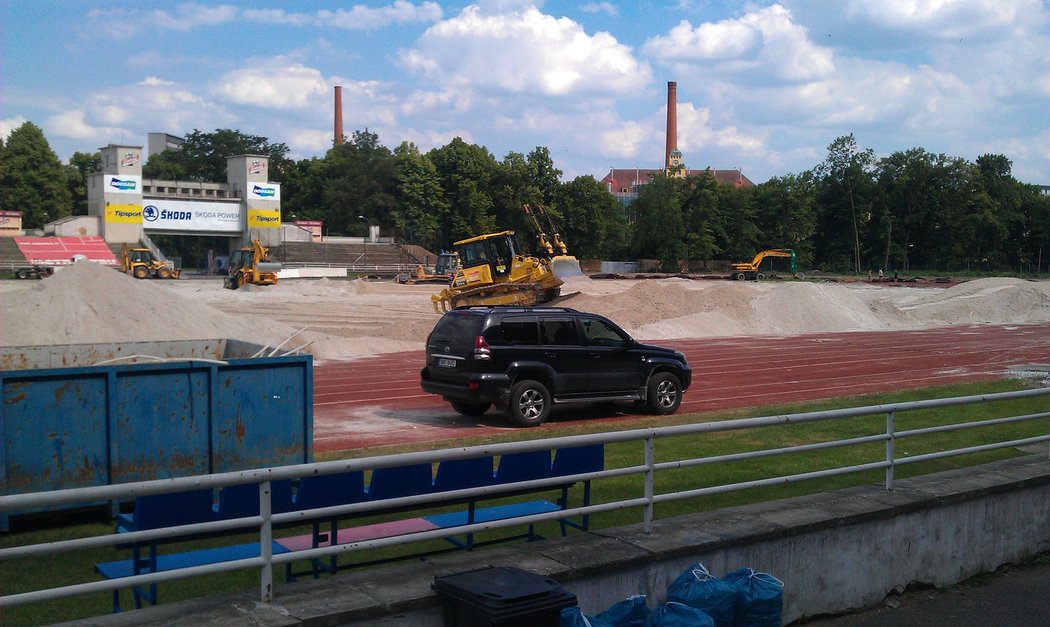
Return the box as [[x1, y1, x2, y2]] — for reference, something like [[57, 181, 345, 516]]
[[551, 255, 584, 279]]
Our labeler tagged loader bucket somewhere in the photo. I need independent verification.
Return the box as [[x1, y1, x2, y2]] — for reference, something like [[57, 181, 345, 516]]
[[551, 255, 584, 279]]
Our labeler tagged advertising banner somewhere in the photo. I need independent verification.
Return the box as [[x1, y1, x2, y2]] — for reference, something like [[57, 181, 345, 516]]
[[246, 182, 280, 201], [103, 174, 142, 195], [247, 208, 281, 228], [105, 203, 143, 224], [0, 210, 22, 231], [142, 199, 242, 232]]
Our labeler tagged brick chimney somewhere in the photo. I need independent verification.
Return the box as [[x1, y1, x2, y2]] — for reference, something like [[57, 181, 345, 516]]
[[665, 81, 677, 169], [334, 85, 344, 146]]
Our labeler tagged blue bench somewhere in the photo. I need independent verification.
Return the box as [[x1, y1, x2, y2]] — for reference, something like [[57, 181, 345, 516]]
[[95, 541, 290, 612], [284, 445, 604, 578], [99, 445, 604, 604]]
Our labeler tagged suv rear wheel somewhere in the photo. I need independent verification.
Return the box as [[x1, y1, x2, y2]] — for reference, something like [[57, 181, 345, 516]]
[[647, 372, 682, 415], [507, 379, 551, 427], [451, 401, 491, 417]]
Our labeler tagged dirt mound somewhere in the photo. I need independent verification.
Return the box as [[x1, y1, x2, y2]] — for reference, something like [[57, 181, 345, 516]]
[[3, 266, 1048, 361], [0, 261, 401, 361], [559, 276, 1050, 340]]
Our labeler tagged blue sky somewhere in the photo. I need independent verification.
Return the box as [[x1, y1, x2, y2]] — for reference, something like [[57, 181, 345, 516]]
[[3, 1, 1048, 184]]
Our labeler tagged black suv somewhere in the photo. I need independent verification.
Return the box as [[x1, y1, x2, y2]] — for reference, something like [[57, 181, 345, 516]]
[[420, 306, 691, 427]]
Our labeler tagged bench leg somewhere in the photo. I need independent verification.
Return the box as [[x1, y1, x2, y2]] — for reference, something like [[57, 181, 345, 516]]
[[131, 543, 159, 608], [558, 481, 592, 535]]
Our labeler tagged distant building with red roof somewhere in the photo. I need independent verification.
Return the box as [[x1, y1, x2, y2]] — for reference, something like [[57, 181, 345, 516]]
[[599, 167, 754, 205]]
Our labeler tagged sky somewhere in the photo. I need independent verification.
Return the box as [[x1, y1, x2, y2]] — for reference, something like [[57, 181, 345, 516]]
[[2, 0, 1049, 185]]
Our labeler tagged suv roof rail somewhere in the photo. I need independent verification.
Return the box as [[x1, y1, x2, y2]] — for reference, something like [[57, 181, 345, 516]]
[[451, 305, 579, 313]]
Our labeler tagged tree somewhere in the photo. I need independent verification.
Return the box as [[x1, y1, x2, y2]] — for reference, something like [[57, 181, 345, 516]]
[[554, 175, 627, 259], [392, 142, 446, 250], [751, 173, 817, 266], [65, 151, 101, 215], [677, 171, 725, 261], [814, 134, 875, 273], [142, 128, 291, 182], [427, 138, 499, 246], [631, 175, 685, 270], [0, 122, 73, 228], [321, 130, 397, 236]]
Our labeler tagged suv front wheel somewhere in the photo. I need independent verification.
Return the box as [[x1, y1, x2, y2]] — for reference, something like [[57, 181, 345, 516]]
[[507, 379, 551, 427], [647, 372, 682, 415]]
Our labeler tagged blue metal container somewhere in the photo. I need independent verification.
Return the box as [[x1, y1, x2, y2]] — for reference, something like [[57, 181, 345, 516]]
[[0, 341, 312, 528]]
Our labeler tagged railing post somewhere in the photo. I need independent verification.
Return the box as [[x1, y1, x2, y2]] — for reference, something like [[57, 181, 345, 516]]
[[644, 436, 655, 534], [885, 410, 895, 491], [259, 480, 274, 603]]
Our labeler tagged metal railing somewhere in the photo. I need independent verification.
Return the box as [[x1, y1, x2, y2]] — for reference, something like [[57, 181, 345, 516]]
[[1, 387, 1048, 610], [279, 261, 416, 275]]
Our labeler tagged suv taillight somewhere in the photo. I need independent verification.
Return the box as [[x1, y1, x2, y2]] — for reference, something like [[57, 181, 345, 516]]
[[474, 335, 491, 360]]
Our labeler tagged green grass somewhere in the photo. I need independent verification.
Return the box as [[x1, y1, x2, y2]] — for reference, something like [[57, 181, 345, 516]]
[[1, 379, 1047, 625]]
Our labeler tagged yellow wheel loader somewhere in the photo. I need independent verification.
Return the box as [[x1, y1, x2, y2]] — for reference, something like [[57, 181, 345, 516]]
[[224, 240, 281, 289], [431, 204, 583, 312], [119, 244, 181, 279]]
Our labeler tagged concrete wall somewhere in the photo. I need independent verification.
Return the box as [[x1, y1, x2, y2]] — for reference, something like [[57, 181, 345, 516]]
[[70, 455, 1050, 626]]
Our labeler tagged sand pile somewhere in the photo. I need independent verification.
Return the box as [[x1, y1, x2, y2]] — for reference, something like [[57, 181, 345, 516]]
[[0, 261, 298, 347], [2, 265, 1048, 361], [560, 276, 1050, 340], [0, 261, 408, 360]]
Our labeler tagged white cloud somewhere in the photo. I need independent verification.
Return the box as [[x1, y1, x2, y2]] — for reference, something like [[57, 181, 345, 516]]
[[398, 6, 652, 96], [841, 0, 1041, 40], [243, 1, 443, 30], [1, 117, 29, 141], [643, 4, 834, 83], [581, 2, 618, 16], [139, 77, 176, 87], [211, 60, 329, 111], [400, 88, 475, 116], [597, 118, 653, 160], [86, 3, 239, 36], [44, 109, 125, 142]]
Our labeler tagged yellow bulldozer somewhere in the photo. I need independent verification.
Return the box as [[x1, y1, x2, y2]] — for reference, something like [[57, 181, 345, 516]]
[[398, 251, 461, 284], [431, 204, 582, 312], [223, 239, 281, 290], [119, 244, 180, 279]]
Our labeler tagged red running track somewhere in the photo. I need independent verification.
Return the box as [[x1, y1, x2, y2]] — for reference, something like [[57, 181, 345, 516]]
[[312, 323, 1050, 453]]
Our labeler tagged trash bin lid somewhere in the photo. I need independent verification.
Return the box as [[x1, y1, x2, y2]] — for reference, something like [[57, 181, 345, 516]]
[[433, 566, 572, 609]]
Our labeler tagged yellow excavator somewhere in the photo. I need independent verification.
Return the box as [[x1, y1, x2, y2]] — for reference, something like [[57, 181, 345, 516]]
[[730, 249, 799, 280], [431, 204, 582, 312], [119, 244, 180, 279], [223, 240, 281, 289]]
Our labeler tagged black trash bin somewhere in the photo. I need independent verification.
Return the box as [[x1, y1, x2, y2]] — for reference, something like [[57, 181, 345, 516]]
[[432, 566, 577, 627]]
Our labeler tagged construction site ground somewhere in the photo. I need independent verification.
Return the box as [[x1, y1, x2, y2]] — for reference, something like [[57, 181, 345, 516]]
[[3, 263, 1049, 454]]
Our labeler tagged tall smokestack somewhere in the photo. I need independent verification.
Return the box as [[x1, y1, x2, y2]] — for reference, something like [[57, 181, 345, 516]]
[[334, 85, 344, 146], [665, 81, 677, 169]]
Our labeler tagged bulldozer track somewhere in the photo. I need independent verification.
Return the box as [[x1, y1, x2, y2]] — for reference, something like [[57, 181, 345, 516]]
[[447, 282, 550, 309]]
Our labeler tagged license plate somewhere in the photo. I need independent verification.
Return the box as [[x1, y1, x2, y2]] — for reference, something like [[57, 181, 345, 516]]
[[437, 358, 456, 368]]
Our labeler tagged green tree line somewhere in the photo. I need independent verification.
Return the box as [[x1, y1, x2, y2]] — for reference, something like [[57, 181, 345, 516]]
[[3, 122, 1048, 274]]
